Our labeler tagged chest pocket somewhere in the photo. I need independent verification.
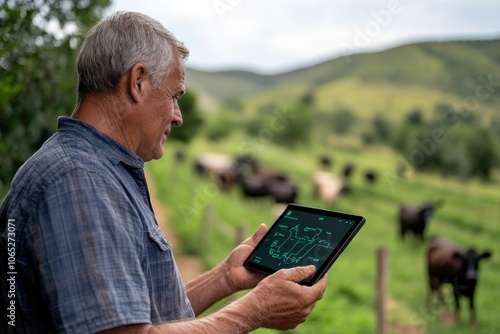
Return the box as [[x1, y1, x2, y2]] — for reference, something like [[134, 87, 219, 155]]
[[146, 218, 172, 252]]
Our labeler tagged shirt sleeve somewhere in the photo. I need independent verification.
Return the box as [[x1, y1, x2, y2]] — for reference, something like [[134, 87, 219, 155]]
[[31, 168, 151, 334]]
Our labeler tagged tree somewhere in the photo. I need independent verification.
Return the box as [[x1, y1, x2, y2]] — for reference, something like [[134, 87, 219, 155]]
[[0, 0, 111, 194], [330, 106, 357, 134], [371, 113, 391, 142], [169, 89, 204, 143], [465, 127, 496, 180], [272, 103, 313, 147], [204, 111, 234, 142], [405, 108, 424, 125]]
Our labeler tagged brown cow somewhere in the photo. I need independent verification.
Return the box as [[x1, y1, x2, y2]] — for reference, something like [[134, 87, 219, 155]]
[[426, 236, 492, 326]]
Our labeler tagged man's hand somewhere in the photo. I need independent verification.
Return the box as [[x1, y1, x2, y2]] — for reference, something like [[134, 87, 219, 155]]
[[220, 224, 268, 293], [241, 265, 328, 330]]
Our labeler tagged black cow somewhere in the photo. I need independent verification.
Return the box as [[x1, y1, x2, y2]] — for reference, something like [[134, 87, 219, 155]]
[[318, 155, 332, 169], [237, 174, 269, 199], [193, 159, 207, 176], [399, 200, 443, 242], [266, 178, 298, 204], [174, 149, 185, 162], [364, 169, 377, 185], [342, 162, 355, 179], [427, 236, 492, 326], [236, 173, 298, 204]]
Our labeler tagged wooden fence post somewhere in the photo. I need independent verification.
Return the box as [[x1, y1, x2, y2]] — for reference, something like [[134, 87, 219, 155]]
[[376, 246, 389, 334], [200, 204, 213, 251], [236, 224, 246, 246]]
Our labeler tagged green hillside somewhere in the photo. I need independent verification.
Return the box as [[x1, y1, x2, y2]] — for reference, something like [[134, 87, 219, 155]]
[[186, 38, 500, 121]]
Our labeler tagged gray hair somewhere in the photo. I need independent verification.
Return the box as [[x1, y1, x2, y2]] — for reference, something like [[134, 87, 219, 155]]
[[76, 11, 189, 100]]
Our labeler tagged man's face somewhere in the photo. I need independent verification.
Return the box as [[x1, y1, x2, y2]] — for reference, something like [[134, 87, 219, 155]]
[[135, 55, 185, 161]]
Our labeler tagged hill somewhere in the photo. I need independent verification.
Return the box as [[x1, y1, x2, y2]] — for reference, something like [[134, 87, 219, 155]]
[[185, 38, 500, 121]]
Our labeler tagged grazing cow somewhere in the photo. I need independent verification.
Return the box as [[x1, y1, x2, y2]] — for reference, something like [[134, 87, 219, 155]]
[[237, 174, 270, 199], [266, 178, 298, 204], [318, 155, 332, 169], [174, 149, 185, 162], [236, 172, 298, 204], [427, 236, 492, 326], [193, 153, 234, 188], [312, 171, 344, 205], [399, 200, 444, 242], [364, 169, 377, 185], [193, 159, 207, 176], [342, 162, 355, 179]]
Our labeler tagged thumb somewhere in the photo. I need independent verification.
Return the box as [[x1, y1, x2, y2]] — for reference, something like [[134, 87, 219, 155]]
[[248, 224, 268, 245], [281, 265, 317, 283]]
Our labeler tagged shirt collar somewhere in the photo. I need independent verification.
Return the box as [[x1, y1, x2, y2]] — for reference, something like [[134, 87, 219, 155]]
[[57, 116, 144, 169]]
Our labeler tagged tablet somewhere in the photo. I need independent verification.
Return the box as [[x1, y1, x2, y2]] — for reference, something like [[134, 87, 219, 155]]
[[243, 203, 365, 286]]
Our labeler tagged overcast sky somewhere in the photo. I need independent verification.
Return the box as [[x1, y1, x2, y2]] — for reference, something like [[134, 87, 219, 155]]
[[106, 0, 500, 74]]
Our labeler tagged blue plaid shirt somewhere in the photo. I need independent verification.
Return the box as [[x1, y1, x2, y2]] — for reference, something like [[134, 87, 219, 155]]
[[0, 117, 194, 333]]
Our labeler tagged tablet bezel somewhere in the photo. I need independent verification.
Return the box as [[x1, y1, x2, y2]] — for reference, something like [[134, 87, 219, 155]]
[[243, 203, 365, 286]]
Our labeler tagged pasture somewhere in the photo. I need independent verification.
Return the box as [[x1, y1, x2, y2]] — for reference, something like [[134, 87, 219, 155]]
[[148, 133, 500, 334]]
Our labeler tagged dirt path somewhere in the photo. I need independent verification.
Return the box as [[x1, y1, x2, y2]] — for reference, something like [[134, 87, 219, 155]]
[[145, 170, 203, 283]]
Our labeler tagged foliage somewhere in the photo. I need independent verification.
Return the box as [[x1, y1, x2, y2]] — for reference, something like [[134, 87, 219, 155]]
[[300, 90, 315, 106], [270, 103, 313, 147], [222, 97, 244, 113], [392, 122, 497, 180], [0, 0, 111, 194], [169, 88, 204, 143], [204, 110, 235, 142], [371, 113, 392, 142], [405, 108, 424, 125], [329, 106, 358, 134]]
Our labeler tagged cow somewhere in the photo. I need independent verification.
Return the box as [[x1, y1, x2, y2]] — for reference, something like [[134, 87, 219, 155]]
[[312, 171, 344, 205], [342, 162, 355, 179], [364, 169, 377, 185], [266, 178, 298, 204], [237, 174, 270, 199], [318, 155, 332, 169], [236, 172, 298, 204], [427, 236, 492, 326], [399, 200, 444, 242], [174, 149, 185, 162]]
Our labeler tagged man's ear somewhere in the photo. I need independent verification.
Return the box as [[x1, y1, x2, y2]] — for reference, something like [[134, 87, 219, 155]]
[[127, 63, 148, 103]]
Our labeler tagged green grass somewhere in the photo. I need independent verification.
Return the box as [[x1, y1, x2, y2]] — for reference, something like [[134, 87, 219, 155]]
[[148, 134, 500, 334]]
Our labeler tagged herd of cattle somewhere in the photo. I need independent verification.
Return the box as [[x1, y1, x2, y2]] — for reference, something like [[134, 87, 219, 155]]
[[179, 150, 493, 327]]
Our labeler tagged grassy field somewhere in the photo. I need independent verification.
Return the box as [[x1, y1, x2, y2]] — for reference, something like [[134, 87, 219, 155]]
[[148, 133, 500, 334]]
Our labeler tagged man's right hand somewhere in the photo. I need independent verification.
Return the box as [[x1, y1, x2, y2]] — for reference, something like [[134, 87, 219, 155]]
[[244, 265, 328, 330]]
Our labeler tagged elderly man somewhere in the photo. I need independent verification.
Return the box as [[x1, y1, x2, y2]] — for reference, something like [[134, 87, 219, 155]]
[[0, 11, 326, 334]]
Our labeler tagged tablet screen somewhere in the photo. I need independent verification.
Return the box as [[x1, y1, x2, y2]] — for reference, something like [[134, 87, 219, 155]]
[[243, 204, 365, 285]]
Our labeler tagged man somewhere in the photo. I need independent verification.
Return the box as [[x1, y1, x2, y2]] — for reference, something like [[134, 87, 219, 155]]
[[0, 11, 327, 334]]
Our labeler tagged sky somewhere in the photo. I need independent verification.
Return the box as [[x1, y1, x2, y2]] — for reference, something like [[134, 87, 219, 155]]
[[106, 0, 500, 74]]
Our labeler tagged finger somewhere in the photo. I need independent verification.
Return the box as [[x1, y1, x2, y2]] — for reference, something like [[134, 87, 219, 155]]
[[309, 274, 328, 299], [246, 224, 268, 246], [315, 274, 328, 289], [280, 265, 317, 283]]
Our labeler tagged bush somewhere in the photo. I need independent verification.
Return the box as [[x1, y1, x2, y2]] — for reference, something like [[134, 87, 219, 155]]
[[204, 111, 234, 142]]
